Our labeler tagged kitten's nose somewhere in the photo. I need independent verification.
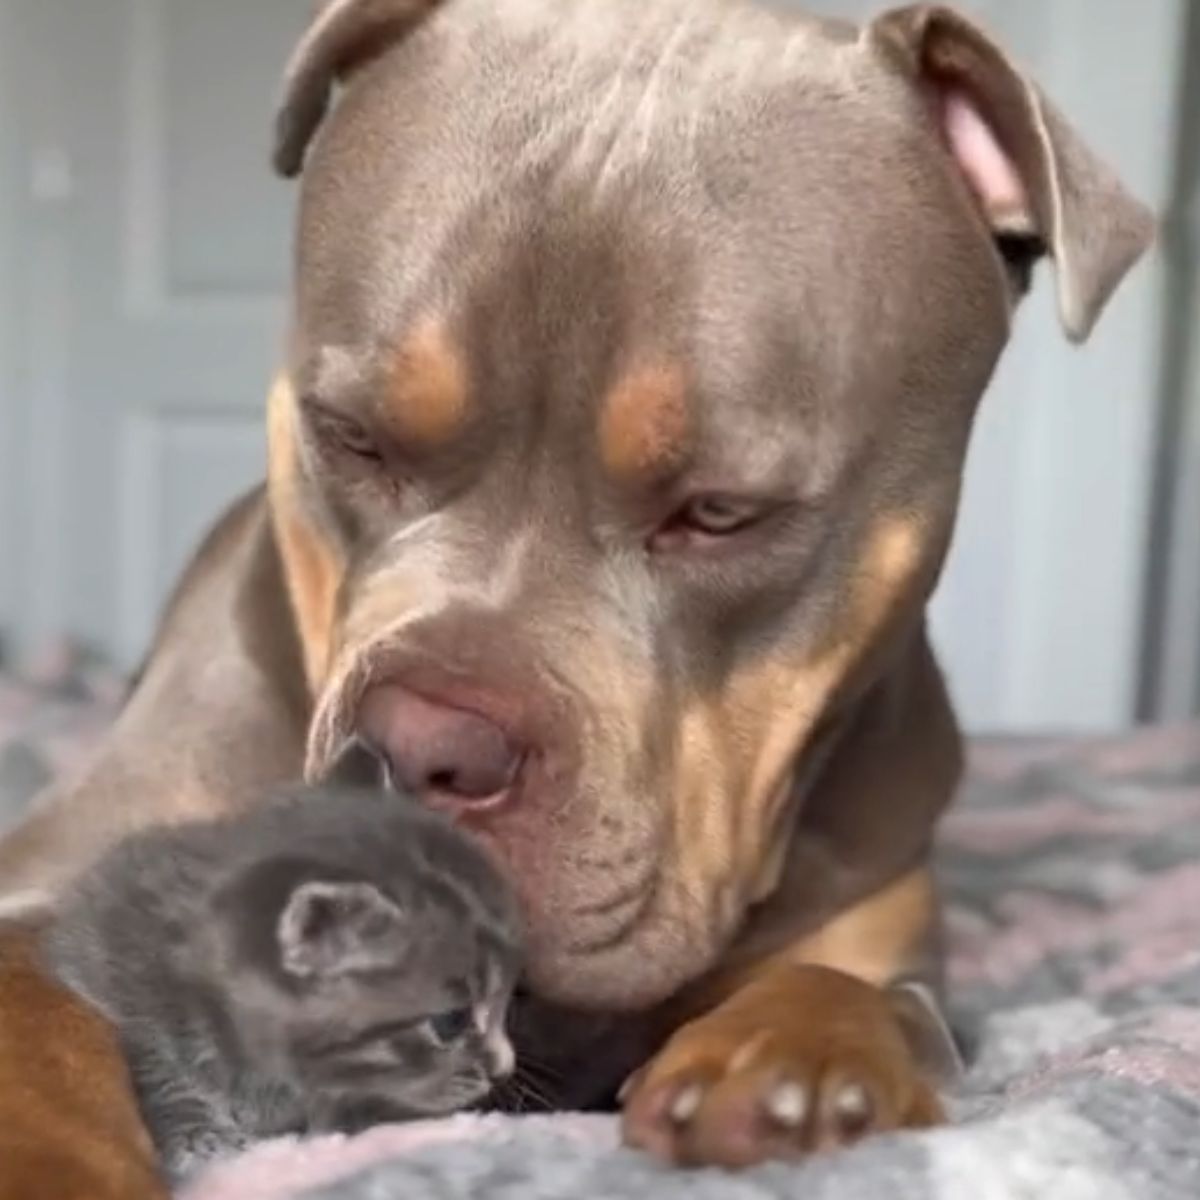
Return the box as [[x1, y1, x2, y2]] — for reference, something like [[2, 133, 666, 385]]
[[358, 686, 525, 810]]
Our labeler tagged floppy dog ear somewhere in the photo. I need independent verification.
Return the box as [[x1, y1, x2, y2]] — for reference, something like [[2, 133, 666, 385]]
[[274, 0, 444, 178], [869, 5, 1154, 342]]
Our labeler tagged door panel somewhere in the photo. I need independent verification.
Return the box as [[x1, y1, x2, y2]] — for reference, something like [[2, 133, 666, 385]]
[[5, 0, 305, 666]]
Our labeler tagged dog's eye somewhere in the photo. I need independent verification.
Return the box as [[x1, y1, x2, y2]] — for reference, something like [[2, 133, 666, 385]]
[[683, 496, 759, 534], [651, 494, 766, 551], [327, 417, 383, 462], [306, 403, 384, 464], [423, 1006, 474, 1046]]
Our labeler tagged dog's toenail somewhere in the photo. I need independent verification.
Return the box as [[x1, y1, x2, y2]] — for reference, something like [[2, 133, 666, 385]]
[[833, 1082, 874, 1133], [669, 1083, 704, 1125], [617, 1071, 640, 1105], [764, 1081, 808, 1129]]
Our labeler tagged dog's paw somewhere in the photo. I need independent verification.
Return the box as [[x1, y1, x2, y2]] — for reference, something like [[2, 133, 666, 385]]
[[620, 965, 946, 1168]]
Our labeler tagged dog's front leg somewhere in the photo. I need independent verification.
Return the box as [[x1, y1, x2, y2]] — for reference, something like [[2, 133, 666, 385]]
[[621, 866, 957, 1167], [0, 921, 166, 1200]]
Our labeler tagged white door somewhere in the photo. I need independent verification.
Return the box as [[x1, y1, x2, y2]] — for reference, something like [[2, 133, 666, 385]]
[[0, 0, 306, 668], [0, 0, 1185, 732]]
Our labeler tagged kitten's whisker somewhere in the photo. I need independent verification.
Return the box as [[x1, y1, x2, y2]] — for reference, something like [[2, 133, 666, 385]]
[[511, 1070, 555, 1110], [514, 1055, 565, 1087], [495, 1074, 544, 1112], [492, 1077, 532, 1114], [513, 1060, 564, 1105]]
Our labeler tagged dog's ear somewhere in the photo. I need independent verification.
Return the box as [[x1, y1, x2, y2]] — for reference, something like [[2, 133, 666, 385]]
[[274, 0, 443, 179], [869, 5, 1154, 342], [277, 879, 408, 977]]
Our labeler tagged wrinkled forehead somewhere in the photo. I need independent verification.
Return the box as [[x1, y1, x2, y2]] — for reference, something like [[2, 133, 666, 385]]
[[292, 0, 856, 320], [290, 3, 1005, 440]]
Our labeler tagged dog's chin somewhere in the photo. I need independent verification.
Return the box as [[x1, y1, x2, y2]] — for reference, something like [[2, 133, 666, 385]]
[[522, 904, 723, 1013]]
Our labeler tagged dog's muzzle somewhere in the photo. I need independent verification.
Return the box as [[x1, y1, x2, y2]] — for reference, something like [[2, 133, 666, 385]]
[[357, 684, 529, 815]]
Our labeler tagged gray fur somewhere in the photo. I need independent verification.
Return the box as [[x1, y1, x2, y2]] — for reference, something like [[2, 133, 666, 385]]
[[41, 784, 522, 1183]]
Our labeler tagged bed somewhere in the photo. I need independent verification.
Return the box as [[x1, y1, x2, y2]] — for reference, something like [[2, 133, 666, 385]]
[[3, 644, 1199, 1198]]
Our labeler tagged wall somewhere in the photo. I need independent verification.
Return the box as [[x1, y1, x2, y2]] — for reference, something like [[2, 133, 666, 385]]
[[0, 0, 1190, 733]]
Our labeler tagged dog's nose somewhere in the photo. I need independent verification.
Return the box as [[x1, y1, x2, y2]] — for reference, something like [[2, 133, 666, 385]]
[[358, 686, 524, 806]]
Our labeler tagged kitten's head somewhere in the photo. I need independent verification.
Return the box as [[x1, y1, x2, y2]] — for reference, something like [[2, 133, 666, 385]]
[[214, 852, 521, 1127]]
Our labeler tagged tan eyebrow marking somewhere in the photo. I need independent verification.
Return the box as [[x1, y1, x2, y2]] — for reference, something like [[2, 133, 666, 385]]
[[598, 360, 692, 483], [384, 318, 471, 447]]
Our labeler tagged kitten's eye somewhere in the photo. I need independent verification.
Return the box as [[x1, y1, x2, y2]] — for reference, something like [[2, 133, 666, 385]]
[[424, 1006, 473, 1046], [650, 494, 769, 552]]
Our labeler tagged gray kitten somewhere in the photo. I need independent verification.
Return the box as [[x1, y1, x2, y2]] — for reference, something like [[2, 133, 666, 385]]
[[42, 782, 522, 1183]]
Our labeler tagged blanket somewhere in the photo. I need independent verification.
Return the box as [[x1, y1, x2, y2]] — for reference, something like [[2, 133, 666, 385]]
[[3, 646, 1199, 1198]]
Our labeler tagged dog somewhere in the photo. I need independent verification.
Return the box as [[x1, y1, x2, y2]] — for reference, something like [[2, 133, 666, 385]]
[[0, 0, 1151, 1192]]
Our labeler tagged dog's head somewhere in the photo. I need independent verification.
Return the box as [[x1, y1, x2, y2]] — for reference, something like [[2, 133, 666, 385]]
[[267, 0, 1151, 1008]]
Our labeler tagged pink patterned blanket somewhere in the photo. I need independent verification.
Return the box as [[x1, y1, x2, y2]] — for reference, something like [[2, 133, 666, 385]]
[[3, 646, 1199, 1199]]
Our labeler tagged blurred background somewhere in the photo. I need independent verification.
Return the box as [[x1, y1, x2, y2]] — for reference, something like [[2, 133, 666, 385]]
[[0, 0, 1195, 734]]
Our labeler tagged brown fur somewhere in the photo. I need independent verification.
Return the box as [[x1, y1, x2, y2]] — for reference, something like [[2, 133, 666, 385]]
[[0, 923, 165, 1200], [598, 360, 691, 483], [681, 867, 943, 1019], [385, 320, 472, 448], [622, 962, 944, 1167], [269, 376, 344, 691]]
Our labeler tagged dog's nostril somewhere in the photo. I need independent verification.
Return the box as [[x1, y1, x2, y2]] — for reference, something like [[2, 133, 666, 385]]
[[358, 685, 526, 807], [423, 760, 522, 798], [415, 739, 521, 801]]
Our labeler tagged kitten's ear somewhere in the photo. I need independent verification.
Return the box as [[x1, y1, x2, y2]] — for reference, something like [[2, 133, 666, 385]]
[[278, 880, 407, 978], [323, 737, 389, 789]]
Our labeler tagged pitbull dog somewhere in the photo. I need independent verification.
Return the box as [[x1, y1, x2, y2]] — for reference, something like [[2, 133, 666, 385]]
[[0, 0, 1151, 1192]]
